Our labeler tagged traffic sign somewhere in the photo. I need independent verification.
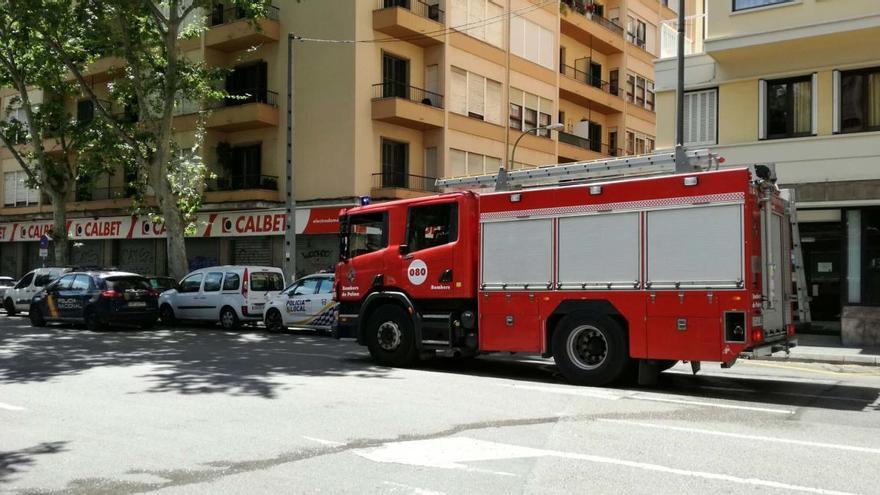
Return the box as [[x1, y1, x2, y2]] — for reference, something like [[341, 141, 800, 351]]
[[39, 234, 51, 249]]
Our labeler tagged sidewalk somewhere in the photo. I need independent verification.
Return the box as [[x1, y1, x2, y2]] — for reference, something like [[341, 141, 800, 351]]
[[758, 334, 880, 366]]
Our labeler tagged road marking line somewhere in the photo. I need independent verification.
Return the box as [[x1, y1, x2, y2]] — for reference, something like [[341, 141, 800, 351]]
[[628, 395, 795, 415], [302, 436, 345, 447], [0, 402, 25, 411], [496, 383, 626, 400], [357, 437, 856, 495], [595, 419, 880, 454], [383, 481, 447, 495]]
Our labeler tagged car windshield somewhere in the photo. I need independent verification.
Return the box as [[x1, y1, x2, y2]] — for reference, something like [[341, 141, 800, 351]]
[[250, 272, 285, 292], [340, 212, 387, 260], [105, 277, 151, 291]]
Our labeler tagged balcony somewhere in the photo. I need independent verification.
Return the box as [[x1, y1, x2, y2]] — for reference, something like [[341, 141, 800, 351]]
[[74, 186, 136, 202], [203, 174, 280, 203], [557, 131, 622, 162], [560, 0, 625, 54], [371, 82, 444, 130], [659, 14, 706, 59], [372, 0, 445, 47], [205, 5, 280, 52], [371, 173, 437, 199], [206, 89, 280, 132], [559, 64, 624, 114]]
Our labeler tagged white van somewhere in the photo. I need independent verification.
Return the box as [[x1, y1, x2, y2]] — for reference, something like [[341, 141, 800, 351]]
[[158, 266, 285, 329], [4, 267, 71, 315]]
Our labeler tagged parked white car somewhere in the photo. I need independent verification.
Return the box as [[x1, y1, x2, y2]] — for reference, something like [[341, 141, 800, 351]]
[[0, 276, 15, 301], [158, 266, 285, 329], [4, 267, 71, 315], [263, 273, 337, 333]]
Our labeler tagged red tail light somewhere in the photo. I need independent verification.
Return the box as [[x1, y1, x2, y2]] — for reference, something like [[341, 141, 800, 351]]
[[751, 328, 764, 343], [101, 290, 122, 299], [242, 268, 249, 299]]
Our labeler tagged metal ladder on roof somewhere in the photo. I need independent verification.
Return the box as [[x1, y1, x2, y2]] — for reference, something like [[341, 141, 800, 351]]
[[435, 149, 717, 191], [786, 189, 812, 326]]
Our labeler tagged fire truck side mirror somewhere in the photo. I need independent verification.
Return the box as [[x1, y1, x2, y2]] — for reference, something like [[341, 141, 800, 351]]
[[398, 244, 410, 255]]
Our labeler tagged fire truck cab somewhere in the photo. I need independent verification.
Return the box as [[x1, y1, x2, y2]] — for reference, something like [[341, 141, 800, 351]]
[[335, 164, 794, 386]]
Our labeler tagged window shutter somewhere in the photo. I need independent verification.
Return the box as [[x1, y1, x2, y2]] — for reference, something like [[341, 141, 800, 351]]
[[539, 26, 554, 69], [450, 67, 467, 115], [758, 79, 767, 139], [3, 172, 15, 206], [832, 70, 840, 133], [510, 15, 524, 57], [468, 73, 485, 118], [485, 79, 502, 124], [811, 72, 818, 135], [468, 0, 484, 40], [448, 149, 467, 177], [486, 1, 503, 47], [525, 20, 540, 64], [451, 0, 467, 28], [706, 89, 717, 145], [467, 152, 484, 175]]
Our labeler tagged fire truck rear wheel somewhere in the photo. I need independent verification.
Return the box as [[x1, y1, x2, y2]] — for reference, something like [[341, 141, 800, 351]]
[[552, 314, 629, 386], [365, 304, 419, 367]]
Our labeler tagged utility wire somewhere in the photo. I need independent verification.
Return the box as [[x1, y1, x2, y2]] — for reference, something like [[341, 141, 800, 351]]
[[293, 0, 557, 45]]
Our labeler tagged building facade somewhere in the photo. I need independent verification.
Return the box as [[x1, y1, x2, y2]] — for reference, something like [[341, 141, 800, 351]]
[[654, 0, 880, 329], [0, 0, 676, 279]]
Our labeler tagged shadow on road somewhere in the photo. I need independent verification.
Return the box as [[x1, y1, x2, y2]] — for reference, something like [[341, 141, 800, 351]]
[[0, 442, 68, 484], [0, 317, 389, 399]]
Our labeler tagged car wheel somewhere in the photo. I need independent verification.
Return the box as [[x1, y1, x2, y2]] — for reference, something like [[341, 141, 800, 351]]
[[159, 305, 176, 326], [365, 304, 419, 368], [265, 308, 286, 333], [84, 308, 106, 332], [552, 313, 629, 387], [219, 306, 240, 330], [4, 298, 17, 316], [29, 306, 46, 327]]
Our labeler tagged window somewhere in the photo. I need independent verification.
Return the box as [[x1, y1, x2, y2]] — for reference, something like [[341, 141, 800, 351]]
[[317, 278, 334, 294], [509, 88, 554, 137], [636, 77, 646, 107], [449, 66, 502, 124], [105, 277, 150, 291], [250, 272, 285, 292], [451, 0, 503, 47], [646, 81, 655, 111], [381, 139, 408, 188], [15, 272, 34, 289], [290, 278, 320, 296], [54, 275, 75, 291], [610, 70, 620, 96], [71, 275, 91, 291], [627, 16, 646, 49], [733, 0, 793, 12], [342, 213, 388, 258], [77, 99, 94, 124], [35, 272, 60, 287], [626, 73, 654, 110], [203, 272, 223, 292], [225, 60, 269, 105], [407, 203, 458, 252], [510, 16, 555, 69], [683, 88, 718, 146], [4, 171, 39, 207], [838, 67, 880, 134], [179, 274, 203, 293], [222, 273, 240, 291], [625, 130, 635, 155], [228, 144, 262, 190], [382, 53, 409, 99], [626, 75, 635, 103], [763, 75, 814, 139], [449, 149, 501, 176], [625, 130, 654, 155]]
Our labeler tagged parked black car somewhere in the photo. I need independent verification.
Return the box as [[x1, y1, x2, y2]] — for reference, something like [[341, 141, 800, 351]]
[[29, 271, 159, 330]]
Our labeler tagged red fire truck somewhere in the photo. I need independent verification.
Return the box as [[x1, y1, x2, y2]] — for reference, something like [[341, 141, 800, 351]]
[[334, 152, 795, 386]]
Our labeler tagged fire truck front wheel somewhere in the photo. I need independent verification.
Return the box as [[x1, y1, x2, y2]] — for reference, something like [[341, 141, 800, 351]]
[[552, 314, 629, 386], [365, 304, 419, 367]]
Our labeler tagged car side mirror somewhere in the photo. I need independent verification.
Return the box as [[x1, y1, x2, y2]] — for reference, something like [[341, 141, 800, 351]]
[[398, 244, 409, 255]]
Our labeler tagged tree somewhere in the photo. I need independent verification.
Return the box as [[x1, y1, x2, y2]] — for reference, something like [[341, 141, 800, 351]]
[[26, 0, 272, 279], [0, 1, 111, 266]]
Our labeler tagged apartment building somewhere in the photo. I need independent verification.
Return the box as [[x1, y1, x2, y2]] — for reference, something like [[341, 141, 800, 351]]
[[654, 0, 880, 330], [0, 0, 675, 278]]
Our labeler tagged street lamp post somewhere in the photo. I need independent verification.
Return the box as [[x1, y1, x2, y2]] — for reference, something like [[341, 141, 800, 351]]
[[284, 34, 298, 282], [498, 123, 565, 191]]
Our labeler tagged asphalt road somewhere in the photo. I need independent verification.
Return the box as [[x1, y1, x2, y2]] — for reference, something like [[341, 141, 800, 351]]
[[1, 314, 879, 494]]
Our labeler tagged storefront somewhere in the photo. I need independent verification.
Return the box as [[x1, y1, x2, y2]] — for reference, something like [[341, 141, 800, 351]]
[[0, 206, 344, 279]]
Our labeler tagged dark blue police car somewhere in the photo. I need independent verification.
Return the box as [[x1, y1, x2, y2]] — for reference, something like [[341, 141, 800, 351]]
[[29, 271, 159, 330]]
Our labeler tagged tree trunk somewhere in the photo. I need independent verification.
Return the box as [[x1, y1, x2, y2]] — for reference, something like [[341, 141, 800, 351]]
[[49, 189, 69, 266], [153, 164, 189, 279]]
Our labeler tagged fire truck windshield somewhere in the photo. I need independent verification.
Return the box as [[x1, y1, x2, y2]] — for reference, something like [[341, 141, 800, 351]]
[[340, 212, 387, 260]]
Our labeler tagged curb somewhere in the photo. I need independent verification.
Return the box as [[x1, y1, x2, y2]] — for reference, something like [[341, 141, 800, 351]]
[[756, 354, 880, 367]]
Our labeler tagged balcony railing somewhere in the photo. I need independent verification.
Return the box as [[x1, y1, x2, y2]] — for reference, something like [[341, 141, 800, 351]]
[[206, 174, 278, 192], [74, 186, 136, 202], [221, 88, 279, 108], [377, 0, 445, 23], [558, 131, 623, 156], [372, 172, 437, 192], [660, 14, 706, 58], [560, 0, 624, 36], [210, 4, 279, 26], [560, 63, 620, 97], [371, 82, 444, 109]]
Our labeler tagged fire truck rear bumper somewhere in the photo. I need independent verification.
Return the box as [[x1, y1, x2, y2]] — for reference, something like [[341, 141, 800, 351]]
[[743, 338, 798, 358], [333, 313, 359, 340]]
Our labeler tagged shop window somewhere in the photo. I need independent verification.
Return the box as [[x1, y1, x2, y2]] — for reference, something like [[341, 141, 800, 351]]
[[406, 203, 458, 252]]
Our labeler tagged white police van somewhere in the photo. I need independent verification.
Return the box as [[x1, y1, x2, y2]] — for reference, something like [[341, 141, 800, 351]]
[[159, 266, 285, 329], [4, 267, 71, 315]]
